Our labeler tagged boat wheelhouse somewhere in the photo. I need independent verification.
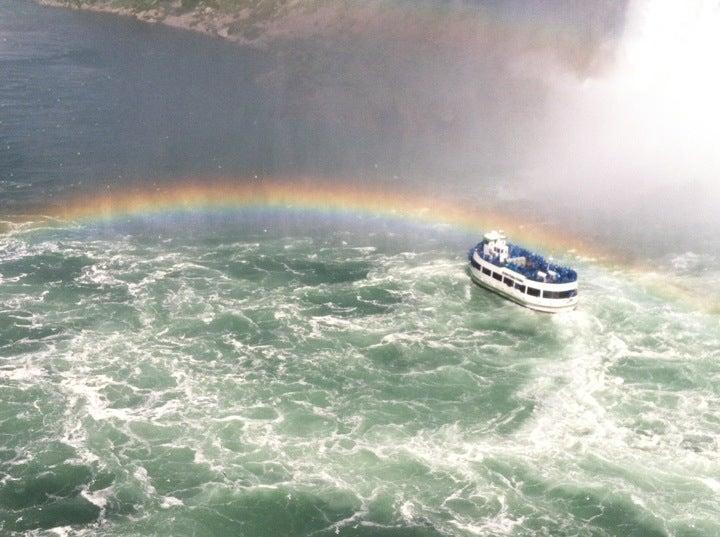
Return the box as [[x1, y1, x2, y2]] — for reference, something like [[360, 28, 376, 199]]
[[468, 231, 578, 313]]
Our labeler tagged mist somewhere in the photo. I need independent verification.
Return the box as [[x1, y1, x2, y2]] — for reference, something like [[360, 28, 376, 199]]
[[257, 0, 628, 185], [258, 0, 719, 253], [518, 0, 720, 250], [0, 0, 628, 212], [8, 0, 717, 254]]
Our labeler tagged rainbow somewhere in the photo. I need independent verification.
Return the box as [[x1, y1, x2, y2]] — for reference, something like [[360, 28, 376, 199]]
[[33, 177, 606, 260], [6, 177, 719, 314]]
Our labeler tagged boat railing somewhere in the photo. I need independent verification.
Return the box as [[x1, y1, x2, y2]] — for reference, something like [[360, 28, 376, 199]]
[[472, 242, 577, 284]]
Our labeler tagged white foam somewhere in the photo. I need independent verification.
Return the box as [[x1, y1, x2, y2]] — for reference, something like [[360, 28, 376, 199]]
[[399, 501, 415, 522], [60, 373, 130, 422], [77, 264, 125, 287], [134, 466, 157, 496], [160, 495, 184, 508], [0, 363, 45, 382], [450, 514, 525, 536], [700, 477, 720, 493], [81, 486, 110, 509], [45, 527, 75, 537]]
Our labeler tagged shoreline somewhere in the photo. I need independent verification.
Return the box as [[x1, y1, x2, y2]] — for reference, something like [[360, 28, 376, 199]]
[[33, 1, 376, 51], [35, 0, 301, 47]]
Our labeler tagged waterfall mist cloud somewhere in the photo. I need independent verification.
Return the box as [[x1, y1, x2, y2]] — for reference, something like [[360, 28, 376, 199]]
[[520, 0, 720, 246], [256, 0, 628, 184], [258, 0, 717, 249], [11, 0, 716, 252]]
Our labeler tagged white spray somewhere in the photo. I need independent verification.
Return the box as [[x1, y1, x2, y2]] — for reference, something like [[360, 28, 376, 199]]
[[525, 0, 720, 239]]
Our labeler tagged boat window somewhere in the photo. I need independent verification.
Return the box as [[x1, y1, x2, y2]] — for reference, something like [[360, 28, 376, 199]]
[[482, 267, 492, 276], [492, 272, 502, 281], [503, 277, 514, 287], [526, 287, 540, 297], [543, 290, 560, 299], [514, 282, 526, 293], [559, 289, 577, 298]]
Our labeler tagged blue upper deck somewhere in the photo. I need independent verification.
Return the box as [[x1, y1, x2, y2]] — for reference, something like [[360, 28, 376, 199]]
[[470, 241, 577, 284]]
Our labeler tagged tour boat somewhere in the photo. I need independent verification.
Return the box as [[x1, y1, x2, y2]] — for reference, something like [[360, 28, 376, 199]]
[[468, 231, 578, 313]]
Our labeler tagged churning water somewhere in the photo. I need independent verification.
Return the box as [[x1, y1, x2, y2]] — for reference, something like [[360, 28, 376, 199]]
[[2, 219, 720, 536], [1, 1, 720, 536]]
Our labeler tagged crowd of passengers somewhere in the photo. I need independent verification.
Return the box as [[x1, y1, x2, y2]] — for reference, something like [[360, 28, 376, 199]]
[[470, 257, 577, 299], [474, 243, 577, 283]]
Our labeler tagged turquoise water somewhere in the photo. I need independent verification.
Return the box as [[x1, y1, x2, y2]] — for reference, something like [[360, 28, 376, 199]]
[[1, 218, 719, 536], [2, 1, 720, 535]]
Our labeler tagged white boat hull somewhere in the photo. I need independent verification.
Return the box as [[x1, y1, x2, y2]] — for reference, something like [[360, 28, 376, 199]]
[[469, 262, 578, 314]]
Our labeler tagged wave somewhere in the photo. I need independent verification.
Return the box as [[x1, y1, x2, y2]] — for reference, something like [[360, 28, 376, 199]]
[[1, 228, 719, 535]]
